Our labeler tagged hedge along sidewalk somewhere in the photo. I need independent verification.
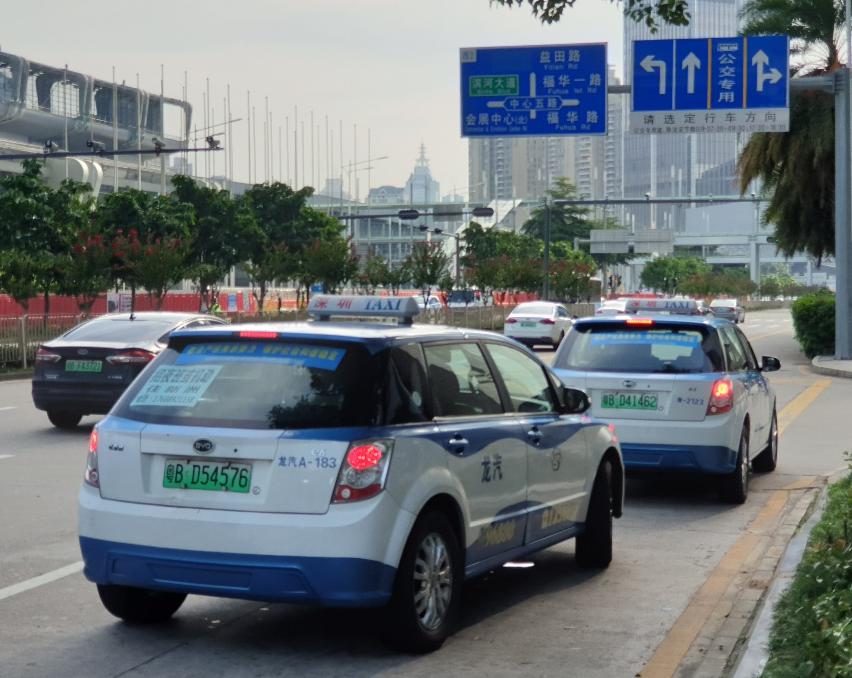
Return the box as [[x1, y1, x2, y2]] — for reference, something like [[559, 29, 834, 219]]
[[733, 471, 852, 678]]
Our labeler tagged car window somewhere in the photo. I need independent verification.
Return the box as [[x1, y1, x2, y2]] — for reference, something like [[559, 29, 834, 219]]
[[720, 326, 749, 371], [383, 344, 429, 424], [63, 317, 178, 342], [423, 343, 502, 417], [557, 306, 569, 318], [485, 343, 555, 413], [113, 339, 381, 430], [733, 327, 759, 371], [554, 323, 725, 373]]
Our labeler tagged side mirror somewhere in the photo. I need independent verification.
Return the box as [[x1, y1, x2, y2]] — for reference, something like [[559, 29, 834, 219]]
[[761, 356, 781, 372], [561, 386, 591, 414]]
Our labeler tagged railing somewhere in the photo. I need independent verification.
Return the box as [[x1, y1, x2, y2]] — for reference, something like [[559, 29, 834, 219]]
[[0, 315, 85, 368]]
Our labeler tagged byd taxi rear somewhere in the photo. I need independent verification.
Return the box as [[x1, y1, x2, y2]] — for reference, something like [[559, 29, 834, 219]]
[[552, 298, 780, 504], [78, 296, 623, 652]]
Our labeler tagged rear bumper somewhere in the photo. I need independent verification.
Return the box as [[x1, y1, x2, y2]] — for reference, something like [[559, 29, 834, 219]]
[[621, 442, 738, 474], [78, 485, 412, 606], [32, 381, 125, 414], [504, 331, 557, 345], [79, 536, 396, 607]]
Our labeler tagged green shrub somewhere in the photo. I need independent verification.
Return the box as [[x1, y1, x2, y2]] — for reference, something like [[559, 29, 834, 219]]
[[791, 292, 835, 358], [762, 473, 852, 678]]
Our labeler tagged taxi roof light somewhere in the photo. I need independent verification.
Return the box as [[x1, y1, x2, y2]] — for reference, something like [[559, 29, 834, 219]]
[[307, 295, 421, 325]]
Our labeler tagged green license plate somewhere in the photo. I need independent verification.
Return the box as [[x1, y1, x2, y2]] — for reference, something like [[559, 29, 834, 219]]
[[521, 322, 537, 328], [163, 459, 252, 493], [601, 392, 658, 410], [65, 359, 102, 373]]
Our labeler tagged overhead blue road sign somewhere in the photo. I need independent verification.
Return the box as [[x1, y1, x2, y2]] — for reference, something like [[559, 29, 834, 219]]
[[460, 43, 607, 137], [631, 35, 789, 135]]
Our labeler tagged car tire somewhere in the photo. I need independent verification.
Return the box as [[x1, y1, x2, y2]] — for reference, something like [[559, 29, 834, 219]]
[[385, 511, 462, 653], [47, 410, 82, 429], [752, 410, 778, 473], [720, 427, 750, 504], [575, 460, 613, 569], [97, 584, 186, 623]]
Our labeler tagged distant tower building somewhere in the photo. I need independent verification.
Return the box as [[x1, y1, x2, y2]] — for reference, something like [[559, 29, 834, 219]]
[[623, 0, 747, 231], [367, 185, 405, 205], [404, 144, 441, 203], [574, 66, 624, 218], [468, 136, 576, 204]]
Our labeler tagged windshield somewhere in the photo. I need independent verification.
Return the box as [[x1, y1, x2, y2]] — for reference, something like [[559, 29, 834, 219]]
[[113, 339, 382, 429], [554, 323, 725, 374]]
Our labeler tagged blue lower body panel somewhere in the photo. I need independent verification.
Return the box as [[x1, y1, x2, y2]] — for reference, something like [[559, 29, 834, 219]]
[[621, 443, 737, 474], [80, 537, 396, 607]]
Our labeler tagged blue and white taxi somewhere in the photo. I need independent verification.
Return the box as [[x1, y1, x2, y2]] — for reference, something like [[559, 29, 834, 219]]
[[552, 298, 779, 504], [79, 296, 623, 652]]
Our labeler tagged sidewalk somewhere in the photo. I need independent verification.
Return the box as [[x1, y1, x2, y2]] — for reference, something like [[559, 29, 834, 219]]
[[811, 355, 852, 378]]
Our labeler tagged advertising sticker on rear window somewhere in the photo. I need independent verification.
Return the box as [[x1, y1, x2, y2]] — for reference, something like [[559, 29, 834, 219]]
[[174, 342, 346, 371], [590, 331, 701, 348], [130, 365, 222, 408]]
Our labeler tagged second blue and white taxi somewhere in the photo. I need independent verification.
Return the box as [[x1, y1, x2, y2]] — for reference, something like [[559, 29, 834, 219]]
[[552, 298, 780, 504], [78, 295, 623, 652]]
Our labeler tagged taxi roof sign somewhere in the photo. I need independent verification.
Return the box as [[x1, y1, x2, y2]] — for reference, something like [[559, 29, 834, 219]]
[[624, 298, 698, 315], [307, 295, 422, 325]]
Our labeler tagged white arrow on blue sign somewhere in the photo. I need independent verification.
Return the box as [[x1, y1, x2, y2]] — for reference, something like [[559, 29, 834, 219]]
[[631, 35, 789, 135]]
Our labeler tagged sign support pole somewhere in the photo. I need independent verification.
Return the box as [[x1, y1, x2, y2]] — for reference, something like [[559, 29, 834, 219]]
[[836, 69, 852, 359]]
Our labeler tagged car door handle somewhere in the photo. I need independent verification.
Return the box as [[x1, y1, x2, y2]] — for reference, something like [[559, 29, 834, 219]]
[[527, 427, 543, 444], [446, 436, 469, 453]]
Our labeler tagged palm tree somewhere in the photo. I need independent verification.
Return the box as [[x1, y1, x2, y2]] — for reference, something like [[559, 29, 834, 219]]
[[737, 0, 845, 263]]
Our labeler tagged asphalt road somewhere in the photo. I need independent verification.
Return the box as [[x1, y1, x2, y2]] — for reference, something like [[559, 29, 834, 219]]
[[0, 309, 847, 678]]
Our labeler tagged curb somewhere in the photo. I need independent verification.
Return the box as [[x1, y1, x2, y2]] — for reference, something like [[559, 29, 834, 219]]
[[811, 356, 852, 379], [731, 485, 829, 678], [0, 370, 32, 382]]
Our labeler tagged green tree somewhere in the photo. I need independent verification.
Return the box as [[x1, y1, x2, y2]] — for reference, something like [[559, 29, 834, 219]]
[[640, 255, 710, 293], [240, 182, 314, 315], [60, 222, 113, 314], [737, 0, 840, 263], [522, 178, 594, 244], [171, 175, 258, 312], [300, 237, 359, 296], [490, 0, 690, 31], [407, 241, 451, 297]]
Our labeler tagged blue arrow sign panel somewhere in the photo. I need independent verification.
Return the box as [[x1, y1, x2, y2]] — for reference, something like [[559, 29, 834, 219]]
[[460, 44, 607, 137], [631, 35, 789, 135]]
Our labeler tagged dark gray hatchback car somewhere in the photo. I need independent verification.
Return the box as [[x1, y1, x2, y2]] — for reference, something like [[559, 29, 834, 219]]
[[32, 312, 226, 428]]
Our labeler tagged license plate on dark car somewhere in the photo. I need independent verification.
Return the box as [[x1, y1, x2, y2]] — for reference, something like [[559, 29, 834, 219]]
[[65, 359, 102, 373]]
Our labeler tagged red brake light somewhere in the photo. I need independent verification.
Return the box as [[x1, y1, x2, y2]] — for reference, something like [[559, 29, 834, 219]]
[[505, 318, 518, 324], [626, 318, 654, 326], [539, 318, 556, 325], [85, 428, 100, 487], [346, 444, 384, 471], [333, 440, 393, 503], [36, 347, 61, 363], [106, 349, 155, 365], [238, 331, 278, 339], [707, 378, 734, 415]]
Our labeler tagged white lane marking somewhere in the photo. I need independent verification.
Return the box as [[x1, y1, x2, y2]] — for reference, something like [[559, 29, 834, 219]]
[[0, 561, 84, 602], [0, 455, 13, 460], [0, 407, 16, 412]]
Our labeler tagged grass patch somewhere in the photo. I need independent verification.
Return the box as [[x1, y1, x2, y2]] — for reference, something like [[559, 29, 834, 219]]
[[762, 472, 852, 678]]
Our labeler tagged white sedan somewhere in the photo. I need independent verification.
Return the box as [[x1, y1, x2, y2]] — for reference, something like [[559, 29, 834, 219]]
[[504, 301, 574, 348]]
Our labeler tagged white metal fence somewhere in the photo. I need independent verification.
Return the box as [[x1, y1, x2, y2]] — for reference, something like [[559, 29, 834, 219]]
[[0, 315, 84, 368]]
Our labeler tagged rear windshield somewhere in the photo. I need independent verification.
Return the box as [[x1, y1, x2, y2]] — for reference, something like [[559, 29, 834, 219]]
[[113, 339, 382, 429], [63, 317, 178, 342], [711, 300, 736, 308], [448, 290, 476, 303], [554, 323, 725, 374], [512, 304, 553, 315]]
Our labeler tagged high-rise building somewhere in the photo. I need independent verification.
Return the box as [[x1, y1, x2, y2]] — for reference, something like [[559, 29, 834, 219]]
[[467, 135, 576, 205], [404, 144, 441, 204], [574, 66, 625, 218], [623, 0, 747, 231]]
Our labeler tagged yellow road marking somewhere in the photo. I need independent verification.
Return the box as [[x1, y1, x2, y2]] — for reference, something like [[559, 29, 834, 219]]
[[640, 381, 829, 677], [778, 378, 831, 436]]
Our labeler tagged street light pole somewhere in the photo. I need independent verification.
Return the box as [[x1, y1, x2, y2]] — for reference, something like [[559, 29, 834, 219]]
[[542, 198, 551, 300]]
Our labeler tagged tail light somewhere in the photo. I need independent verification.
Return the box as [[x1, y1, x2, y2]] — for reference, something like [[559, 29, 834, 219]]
[[332, 440, 393, 503], [36, 347, 61, 363], [539, 318, 555, 325], [106, 349, 155, 365], [84, 428, 100, 488], [626, 318, 654, 326], [238, 331, 278, 339], [707, 378, 734, 415], [505, 318, 518, 324]]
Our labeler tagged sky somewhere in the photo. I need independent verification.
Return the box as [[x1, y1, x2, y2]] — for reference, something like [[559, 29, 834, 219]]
[[5, 0, 625, 197]]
